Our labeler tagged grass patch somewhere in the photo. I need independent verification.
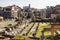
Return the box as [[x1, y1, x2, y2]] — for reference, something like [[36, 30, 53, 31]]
[[0, 20, 17, 27], [36, 23, 51, 38]]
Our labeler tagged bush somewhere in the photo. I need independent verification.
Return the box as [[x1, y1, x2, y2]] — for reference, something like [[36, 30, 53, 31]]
[[56, 15, 60, 23]]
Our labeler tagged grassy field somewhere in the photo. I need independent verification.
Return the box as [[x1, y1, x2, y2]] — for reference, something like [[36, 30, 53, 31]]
[[13, 22, 60, 40], [21, 23, 34, 35], [36, 23, 51, 38], [0, 20, 17, 27], [28, 23, 38, 37], [21, 22, 52, 38]]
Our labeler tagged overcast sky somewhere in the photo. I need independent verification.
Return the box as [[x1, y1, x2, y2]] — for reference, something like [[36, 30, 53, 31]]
[[0, 0, 60, 9]]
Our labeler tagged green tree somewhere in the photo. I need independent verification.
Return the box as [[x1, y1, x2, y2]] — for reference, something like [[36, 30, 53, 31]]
[[56, 15, 60, 23]]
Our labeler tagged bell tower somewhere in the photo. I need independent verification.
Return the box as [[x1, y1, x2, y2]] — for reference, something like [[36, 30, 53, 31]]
[[29, 4, 30, 8]]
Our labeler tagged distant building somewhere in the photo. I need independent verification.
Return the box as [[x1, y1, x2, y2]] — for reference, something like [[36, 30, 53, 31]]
[[0, 7, 3, 16], [23, 4, 32, 18], [40, 9, 46, 18], [2, 5, 22, 19], [51, 14, 56, 19], [23, 4, 32, 12], [3, 6, 12, 19], [46, 6, 53, 18], [31, 8, 47, 20], [23, 6, 29, 12], [55, 5, 60, 14], [1, 4, 60, 20], [11, 5, 22, 19], [50, 5, 60, 19], [46, 6, 51, 18], [23, 4, 30, 10]]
